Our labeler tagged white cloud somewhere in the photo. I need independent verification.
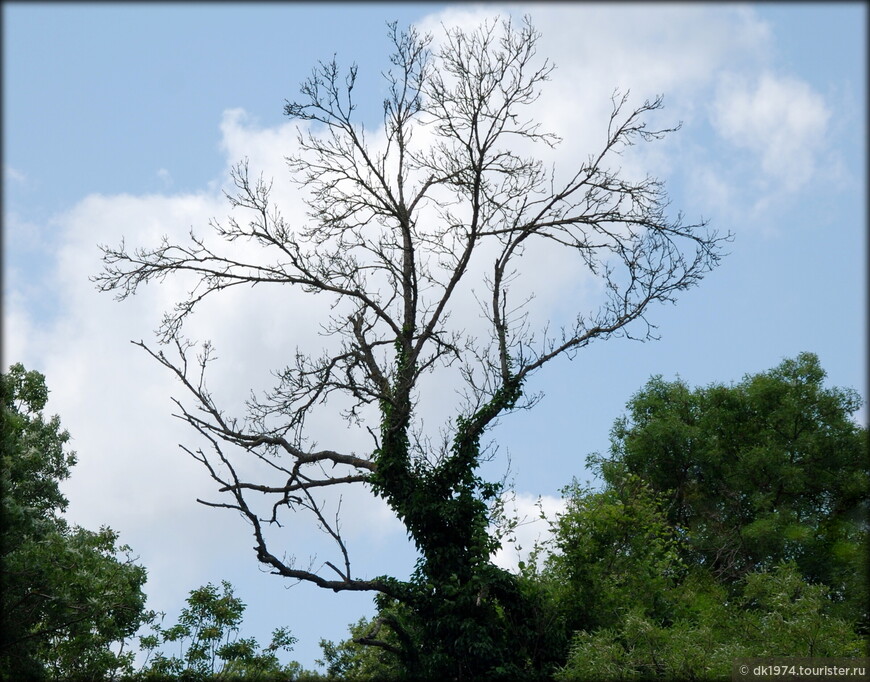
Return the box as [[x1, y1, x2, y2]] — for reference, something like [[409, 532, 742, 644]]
[[712, 71, 830, 192], [491, 492, 566, 572], [219, 108, 301, 184], [4, 164, 27, 185], [412, 3, 829, 226], [4, 289, 37, 366]]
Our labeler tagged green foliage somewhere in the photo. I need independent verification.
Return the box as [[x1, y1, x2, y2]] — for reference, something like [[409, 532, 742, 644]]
[[555, 563, 866, 681], [738, 562, 865, 657], [1, 363, 151, 680], [2, 363, 75, 538], [545, 353, 868, 681], [546, 472, 684, 633], [317, 617, 403, 680], [603, 352, 868, 623], [323, 584, 564, 682], [138, 580, 300, 680]]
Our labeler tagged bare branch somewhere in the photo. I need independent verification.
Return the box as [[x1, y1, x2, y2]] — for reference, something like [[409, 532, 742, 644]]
[[94, 18, 728, 654]]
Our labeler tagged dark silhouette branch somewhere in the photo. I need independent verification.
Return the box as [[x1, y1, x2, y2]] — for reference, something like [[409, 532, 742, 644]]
[[94, 17, 729, 667]]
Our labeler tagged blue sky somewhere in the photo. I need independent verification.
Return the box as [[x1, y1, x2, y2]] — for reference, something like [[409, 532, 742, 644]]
[[4, 2, 866, 671]]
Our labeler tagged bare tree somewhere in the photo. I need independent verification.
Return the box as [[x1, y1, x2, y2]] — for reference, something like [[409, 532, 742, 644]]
[[95, 17, 727, 678]]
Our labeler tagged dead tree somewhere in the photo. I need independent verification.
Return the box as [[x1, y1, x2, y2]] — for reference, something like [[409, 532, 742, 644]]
[[95, 17, 727, 679]]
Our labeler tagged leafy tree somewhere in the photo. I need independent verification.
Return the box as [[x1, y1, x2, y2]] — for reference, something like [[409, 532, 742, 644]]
[[0, 363, 151, 680], [600, 352, 868, 624], [319, 560, 570, 682], [138, 580, 299, 680], [544, 354, 868, 680], [317, 616, 403, 681], [94, 17, 726, 678], [555, 562, 866, 681], [545, 472, 684, 635]]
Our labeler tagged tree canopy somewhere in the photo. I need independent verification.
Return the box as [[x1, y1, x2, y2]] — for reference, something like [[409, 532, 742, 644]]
[[138, 580, 300, 680], [546, 352, 868, 679], [600, 351, 868, 625], [1, 363, 151, 680]]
